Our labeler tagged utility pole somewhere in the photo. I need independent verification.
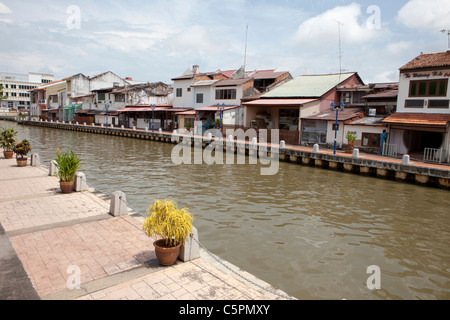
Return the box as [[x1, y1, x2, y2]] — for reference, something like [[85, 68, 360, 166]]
[[333, 20, 344, 79]]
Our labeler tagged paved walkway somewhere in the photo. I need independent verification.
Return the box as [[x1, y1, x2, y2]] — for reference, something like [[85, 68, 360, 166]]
[[0, 154, 293, 300]]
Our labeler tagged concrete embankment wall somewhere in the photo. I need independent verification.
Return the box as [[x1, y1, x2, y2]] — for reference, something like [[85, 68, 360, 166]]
[[18, 120, 450, 190]]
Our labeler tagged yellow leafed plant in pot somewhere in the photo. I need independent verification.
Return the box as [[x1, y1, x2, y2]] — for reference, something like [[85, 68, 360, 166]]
[[142, 199, 193, 266]]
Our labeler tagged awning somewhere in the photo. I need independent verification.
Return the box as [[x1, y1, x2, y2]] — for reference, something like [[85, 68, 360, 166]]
[[243, 99, 318, 106], [175, 110, 196, 115], [302, 108, 365, 121], [382, 112, 450, 127], [62, 104, 82, 109], [194, 105, 240, 112], [117, 106, 188, 113]]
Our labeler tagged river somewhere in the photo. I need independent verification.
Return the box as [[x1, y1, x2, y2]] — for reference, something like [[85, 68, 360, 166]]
[[2, 120, 450, 300]]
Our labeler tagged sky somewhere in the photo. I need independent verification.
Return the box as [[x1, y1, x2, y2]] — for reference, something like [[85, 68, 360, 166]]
[[0, 0, 449, 85]]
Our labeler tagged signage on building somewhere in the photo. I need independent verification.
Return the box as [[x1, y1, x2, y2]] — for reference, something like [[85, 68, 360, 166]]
[[403, 70, 450, 79]]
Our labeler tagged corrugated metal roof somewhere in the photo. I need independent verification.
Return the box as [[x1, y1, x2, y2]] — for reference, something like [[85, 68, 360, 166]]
[[243, 98, 318, 106], [347, 116, 385, 126], [261, 73, 356, 98], [212, 78, 252, 87], [382, 112, 450, 127], [191, 80, 221, 87], [302, 108, 364, 121]]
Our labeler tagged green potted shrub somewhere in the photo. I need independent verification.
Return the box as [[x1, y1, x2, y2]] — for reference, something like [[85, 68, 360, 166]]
[[185, 121, 192, 132], [0, 127, 18, 159], [215, 118, 222, 129], [54, 149, 82, 193], [345, 131, 357, 153], [13, 139, 31, 166], [142, 199, 193, 266]]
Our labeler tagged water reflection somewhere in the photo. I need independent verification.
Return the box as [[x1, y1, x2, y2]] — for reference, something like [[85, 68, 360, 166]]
[[2, 120, 450, 300]]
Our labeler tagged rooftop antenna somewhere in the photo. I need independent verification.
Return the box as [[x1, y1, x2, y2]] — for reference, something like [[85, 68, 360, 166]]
[[333, 20, 344, 79], [244, 24, 248, 70], [441, 29, 450, 50]]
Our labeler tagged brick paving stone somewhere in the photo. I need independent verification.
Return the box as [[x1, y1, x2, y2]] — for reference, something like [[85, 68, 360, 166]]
[[0, 158, 293, 300]]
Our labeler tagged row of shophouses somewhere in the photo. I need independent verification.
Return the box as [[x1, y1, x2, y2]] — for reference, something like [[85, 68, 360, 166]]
[[29, 50, 450, 163]]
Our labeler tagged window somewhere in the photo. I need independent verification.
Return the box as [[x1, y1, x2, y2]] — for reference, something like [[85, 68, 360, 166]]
[[405, 99, 424, 108], [176, 88, 182, 97], [362, 133, 381, 148], [115, 94, 125, 102], [409, 79, 448, 97], [428, 100, 450, 108], [187, 88, 191, 92], [97, 93, 105, 101], [215, 89, 236, 100], [196, 93, 203, 103], [279, 108, 299, 131]]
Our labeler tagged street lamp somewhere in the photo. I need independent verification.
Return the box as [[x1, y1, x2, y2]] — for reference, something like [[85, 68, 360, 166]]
[[331, 101, 344, 155], [151, 104, 156, 132], [105, 104, 109, 127]]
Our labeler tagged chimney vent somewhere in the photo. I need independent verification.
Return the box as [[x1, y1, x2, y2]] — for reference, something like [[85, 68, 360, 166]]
[[192, 65, 200, 74]]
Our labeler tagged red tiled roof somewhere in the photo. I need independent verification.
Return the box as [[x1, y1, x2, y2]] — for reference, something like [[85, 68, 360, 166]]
[[400, 51, 450, 71], [382, 112, 450, 127], [362, 89, 398, 99]]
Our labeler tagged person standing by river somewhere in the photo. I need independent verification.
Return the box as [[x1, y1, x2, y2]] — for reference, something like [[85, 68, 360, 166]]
[[379, 130, 387, 155]]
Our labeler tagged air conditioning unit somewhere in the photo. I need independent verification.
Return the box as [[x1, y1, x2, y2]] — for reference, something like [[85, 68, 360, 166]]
[[368, 109, 376, 117]]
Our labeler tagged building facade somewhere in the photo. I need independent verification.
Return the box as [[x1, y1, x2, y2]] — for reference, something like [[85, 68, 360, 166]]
[[383, 51, 450, 163], [0, 72, 54, 111]]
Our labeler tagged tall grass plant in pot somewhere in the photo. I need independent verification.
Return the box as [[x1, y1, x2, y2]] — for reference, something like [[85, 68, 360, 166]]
[[54, 149, 82, 193], [142, 199, 193, 266]]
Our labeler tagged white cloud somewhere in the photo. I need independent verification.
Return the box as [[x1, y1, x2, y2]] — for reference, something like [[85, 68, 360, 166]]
[[294, 3, 379, 47], [0, 2, 11, 14], [397, 0, 450, 30], [386, 41, 414, 55]]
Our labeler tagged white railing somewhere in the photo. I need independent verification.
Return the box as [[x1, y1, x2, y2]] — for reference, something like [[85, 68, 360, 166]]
[[424, 148, 445, 164], [382, 143, 398, 157]]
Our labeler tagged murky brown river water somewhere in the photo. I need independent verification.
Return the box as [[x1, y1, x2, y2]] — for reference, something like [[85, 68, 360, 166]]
[[2, 120, 450, 300]]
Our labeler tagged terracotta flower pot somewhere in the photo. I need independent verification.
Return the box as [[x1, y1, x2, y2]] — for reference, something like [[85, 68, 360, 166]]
[[60, 181, 75, 194], [3, 151, 14, 159], [345, 142, 354, 154], [16, 157, 28, 167], [153, 239, 181, 266]]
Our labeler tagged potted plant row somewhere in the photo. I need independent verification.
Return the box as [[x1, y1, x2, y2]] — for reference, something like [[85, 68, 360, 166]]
[[142, 199, 193, 266], [0, 127, 18, 159], [13, 140, 32, 167], [54, 149, 82, 193]]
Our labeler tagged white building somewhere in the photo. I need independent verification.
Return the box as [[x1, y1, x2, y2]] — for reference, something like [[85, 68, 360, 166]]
[[383, 51, 450, 163], [0, 72, 54, 110]]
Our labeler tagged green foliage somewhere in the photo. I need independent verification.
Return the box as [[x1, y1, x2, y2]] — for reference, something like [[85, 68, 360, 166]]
[[345, 131, 357, 143], [185, 121, 191, 128], [0, 85, 7, 101], [54, 149, 82, 182], [215, 118, 222, 128], [13, 140, 31, 159], [142, 199, 193, 247], [0, 127, 18, 151]]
